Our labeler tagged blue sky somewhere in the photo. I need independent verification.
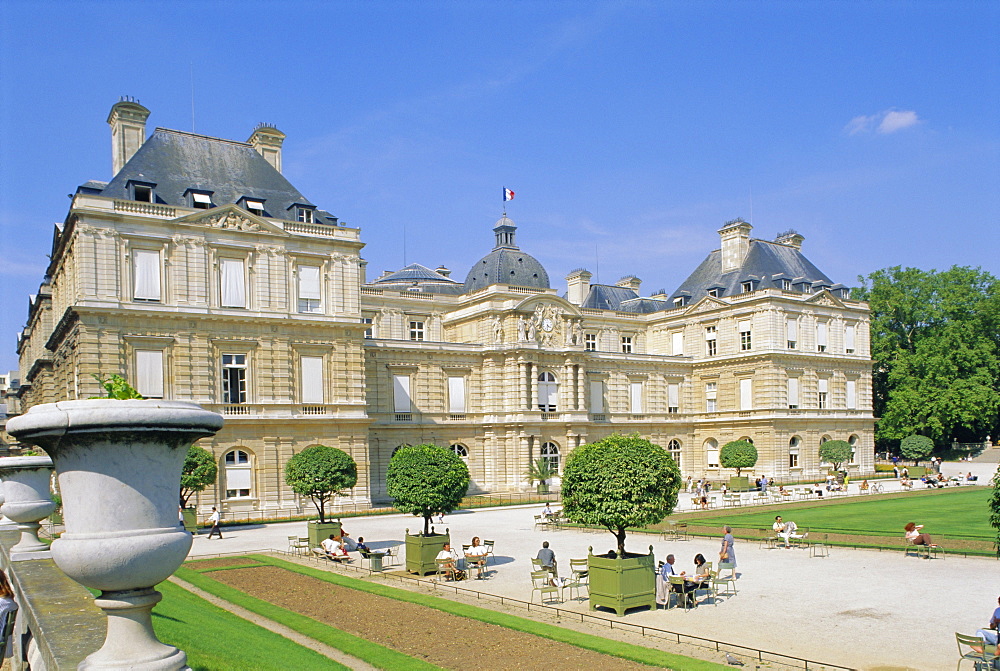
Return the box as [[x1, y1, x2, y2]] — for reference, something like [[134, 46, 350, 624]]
[[1, 1, 998, 374]]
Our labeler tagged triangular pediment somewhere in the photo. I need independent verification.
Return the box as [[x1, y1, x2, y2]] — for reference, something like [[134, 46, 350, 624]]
[[805, 290, 845, 308], [514, 294, 581, 316], [684, 296, 728, 315], [174, 204, 287, 235]]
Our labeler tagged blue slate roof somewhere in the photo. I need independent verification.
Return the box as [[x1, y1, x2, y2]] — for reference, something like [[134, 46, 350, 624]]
[[93, 128, 339, 225], [371, 263, 465, 295], [463, 217, 550, 292]]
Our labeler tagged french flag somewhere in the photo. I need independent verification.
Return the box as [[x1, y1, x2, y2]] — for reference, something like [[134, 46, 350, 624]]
[[503, 187, 515, 202]]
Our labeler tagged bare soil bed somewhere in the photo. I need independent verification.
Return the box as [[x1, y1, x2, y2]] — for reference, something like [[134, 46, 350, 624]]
[[209, 564, 661, 670], [188, 557, 261, 570]]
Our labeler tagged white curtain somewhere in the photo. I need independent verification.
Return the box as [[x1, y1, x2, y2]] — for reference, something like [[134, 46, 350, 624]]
[[737, 320, 751, 333], [846, 380, 857, 409], [448, 377, 466, 413], [630, 382, 643, 413], [817, 322, 828, 347], [787, 377, 799, 407], [818, 378, 829, 393], [845, 324, 856, 351], [667, 383, 679, 409], [135, 350, 163, 398], [298, 265, 321, 300], [133, 249, 161, 301], [786, 318, 798, 343], [225, 465, 251, 489], [393, 375, 411, 412], [671, 331, 683, 355], [220, 258, 246, 307], [589, 380, 604, 413], [739, 378, 753, 410], [301, 356, 323, 403]]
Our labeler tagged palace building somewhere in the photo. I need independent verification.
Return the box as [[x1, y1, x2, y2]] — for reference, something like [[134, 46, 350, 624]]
[[14, 101, 875, 515]]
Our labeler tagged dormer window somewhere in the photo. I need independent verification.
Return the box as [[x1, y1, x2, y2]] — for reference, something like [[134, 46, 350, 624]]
[[128, 180, 156, 203], [708, 288, 720, 298], [240, 198, 265, 216], [781, 279, 792, 290], [297, 207, 315, 223], [740, 281, 754, 293], [673, 297, 685, 308], [185, 190, 213, 210]]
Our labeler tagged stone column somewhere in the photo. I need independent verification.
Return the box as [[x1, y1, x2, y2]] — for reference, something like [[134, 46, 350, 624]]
[[0, 457, 56, 559], [530, 364, 538, 411], [576, 365, 585, 410], [8, 399, 223, 671]]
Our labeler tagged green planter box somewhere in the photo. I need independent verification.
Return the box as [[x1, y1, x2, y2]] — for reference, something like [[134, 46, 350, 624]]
[[729, 476, 750, 492], [182, 508, 197, 533], [405, 529, 450, 575], [587, 546, 656, 616], [307, 519, 343, 548]]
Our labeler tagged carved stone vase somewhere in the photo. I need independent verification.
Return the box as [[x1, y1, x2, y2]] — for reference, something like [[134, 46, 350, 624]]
[[7, 399, 223, 671], [0, 456, 56, 558]]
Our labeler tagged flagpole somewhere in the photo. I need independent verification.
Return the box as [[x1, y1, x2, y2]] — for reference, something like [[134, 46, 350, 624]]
[[502, 186, 506, 217]]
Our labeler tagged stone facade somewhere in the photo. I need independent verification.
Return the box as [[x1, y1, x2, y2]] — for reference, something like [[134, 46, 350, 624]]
[[14, 102, 875, 515]]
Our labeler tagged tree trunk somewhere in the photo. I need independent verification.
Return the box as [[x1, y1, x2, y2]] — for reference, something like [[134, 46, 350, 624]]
[[614, 526, 627, 556], [423, 513, 431, 536]]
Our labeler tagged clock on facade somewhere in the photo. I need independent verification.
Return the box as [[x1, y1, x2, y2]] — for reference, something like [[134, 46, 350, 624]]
[[542, 318, 554, 332]]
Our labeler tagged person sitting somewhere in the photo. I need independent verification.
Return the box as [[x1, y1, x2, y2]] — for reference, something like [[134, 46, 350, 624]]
[[340, 530, 359, 552], [967, 472, 978, 482], [904, 522, 936, 547], [661, 554, 693, 606], [536, 541, 561, 585], [778, 485, 791, 497], [465, 536, 489, 579], [685, 553, 712, 600], [542, 503, 554, 519], [320, 534, 349, 560], [860, 480, 870, 492], [435, 543, 462, 580], [901, 476, 913, 490], [973, 595, 1000, 651], [813, 483, 825, 497]]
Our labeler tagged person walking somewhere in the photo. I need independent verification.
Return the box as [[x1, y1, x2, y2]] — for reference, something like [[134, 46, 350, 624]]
[[206, 506, 223, 539], [719, 525, 737, 567]]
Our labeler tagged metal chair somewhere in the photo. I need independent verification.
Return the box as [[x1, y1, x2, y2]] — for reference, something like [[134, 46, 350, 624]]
[[667, 575, 693, 610], [482, 539, 496, 565], [810, 534, 830, 558], [955, 632, 999, 671], [0, 609, 15, 660], [713, 563, 737, 597], [530, 570, 561, 604], [569, 558, 589, 585]]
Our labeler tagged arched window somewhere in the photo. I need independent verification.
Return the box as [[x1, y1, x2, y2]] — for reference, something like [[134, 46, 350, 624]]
[[739, 436, 754, 445], [391, 444, 411, 458], [537, 372, 558, 412], [705, 438, 719, 468], [450, 444, 469, 459], [819, 435, 832, 466], [223, 449, 253, 499], [848, 434, 859, 463], [541, 442, 560, 474], [667, 439, 682, 468], [788, 436, 801, 468]]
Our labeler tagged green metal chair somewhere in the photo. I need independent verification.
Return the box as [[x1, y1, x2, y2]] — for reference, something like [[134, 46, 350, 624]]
[[530, 570, 561, 604], [955, 632, 999, 671], [713, 563, 737, 598], [667, 575, 693, 610]]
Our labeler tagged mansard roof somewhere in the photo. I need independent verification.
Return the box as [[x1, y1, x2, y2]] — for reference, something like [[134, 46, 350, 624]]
[[370, 263, 465, 295], [95, 128, 340, 225], [670, 239, 833, 301], [463, 216, 550, 292]]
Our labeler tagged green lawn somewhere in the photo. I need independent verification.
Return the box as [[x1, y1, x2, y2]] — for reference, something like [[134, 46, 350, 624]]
[[154, 579, 344, 671], [693, 487, 993, 540]]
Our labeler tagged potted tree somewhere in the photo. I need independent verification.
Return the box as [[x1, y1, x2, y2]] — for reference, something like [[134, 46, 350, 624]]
[[819, 439, 853, 473], [179, 445, 217, 533], [525, 457, 555, 494], [720, 440, 757, 492], [386, 444, 469, 575], [284, 445, 358, 547], [562, 433, 680, 616]]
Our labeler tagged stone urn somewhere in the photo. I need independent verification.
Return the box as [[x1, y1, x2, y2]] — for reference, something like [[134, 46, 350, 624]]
[[0, 456, 56, 558], [7, 399, 223, 671]]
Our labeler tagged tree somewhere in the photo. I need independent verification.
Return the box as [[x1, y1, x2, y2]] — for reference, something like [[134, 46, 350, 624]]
[[899, 435, 934, 464], [386, 444, 469, 535], [284, 445, 358, 523], [561, 433, 681, 557], [91, 373, 143, 399], [989, 466, 1000, 559], [525, 457, 555, 491], [180, 445, 217, 507], [855, 266, 1000, 449], [819, 440, 852, 471], [719, 440, 758, 476]]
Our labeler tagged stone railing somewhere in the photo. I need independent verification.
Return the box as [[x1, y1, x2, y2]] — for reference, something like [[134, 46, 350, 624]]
[[112, 200, 177, 218]]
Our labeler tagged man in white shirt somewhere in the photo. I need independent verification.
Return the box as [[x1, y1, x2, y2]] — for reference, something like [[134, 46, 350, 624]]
[[975, 595, 1000, 646], [206, 507, 222, 539], [465, 537, 489, 579], [436, 543, 461, 580]]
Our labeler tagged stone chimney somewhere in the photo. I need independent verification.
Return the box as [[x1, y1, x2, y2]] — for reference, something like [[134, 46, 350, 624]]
[[565, 269, 592, 305], [247, 123, 286, 173], [616, 275, 642, 293], [359, 258, 368, 284], [107, 98, 150, 176], [718, 218, 752, 273], [435, 265, 452, 278], [775, 229, 804, 250]]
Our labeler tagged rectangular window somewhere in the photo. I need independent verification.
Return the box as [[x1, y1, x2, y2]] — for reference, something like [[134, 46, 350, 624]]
[[297, 265, 322, 313], [133, 184, 152, 202], [846, 380, 857, 409], [621, 336, 633, 354], [589, 379, 604, 414], [708, 288, 720, 298], [781, 279, 792, 290], [787, 377, 799, 409], [818, 378, 829, 409], [667, 382, 679, 413], [300, 356, 323, 404], [845, 324, 856, 353], [738, 320, 752, 351], [135, 350, 163, 399], [707, 446, 720, 468], [789, 449, 799, 468], [629, 381, 643, 414], [739, 378, 753, 410], [584, 333, 597, 351], [191, 192, 212, 209], [705, 326, 717, 356], [220, 258, 247, 308], [673, 297, 684, 308], [741, 281, 753, 293], [297, 208, 315, 223], [245, 200, 265, 216], [705, 382, 717, 412], [817, 322, 828, 352], [362, 317, 374, 339], [671, 331, 683, 356], [786, 318, 798, 349], [448, 376, 466, 414], [409, 321, 424, 341], [393, 374, 411, 413], [133, 249, 161, 301], [221, 354, 247, 404]]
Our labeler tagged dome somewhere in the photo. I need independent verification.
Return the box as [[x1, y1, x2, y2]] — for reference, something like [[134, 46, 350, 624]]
[[463, 216, 550, 292], [373, 263, 457, 285]]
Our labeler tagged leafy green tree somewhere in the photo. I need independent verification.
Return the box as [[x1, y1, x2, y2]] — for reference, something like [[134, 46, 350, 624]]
[[818, 440, 852, 471], [561, 433, 681, 557], [989, 466, 1000, 558], [386, 444, 469, 535], [180, 445, 218, 507], [91, 373, 143, 399], [719, 440, 758, 476], [284, 445, 358, 523], [899, 435, 934, 464], [855, 265, 1000, 448], [525, 457, 555, 490]]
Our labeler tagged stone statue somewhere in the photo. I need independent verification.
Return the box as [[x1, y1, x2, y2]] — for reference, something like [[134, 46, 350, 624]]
[[572, 320, 583, 346], [518, 316, 528, 341], [492, 315, 503, 343]]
